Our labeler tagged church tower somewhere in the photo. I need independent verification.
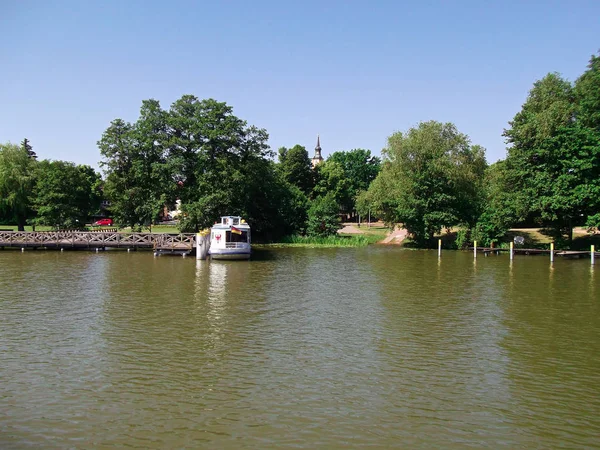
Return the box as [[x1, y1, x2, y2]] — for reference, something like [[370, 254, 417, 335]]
[[311, 135, 324, 167]]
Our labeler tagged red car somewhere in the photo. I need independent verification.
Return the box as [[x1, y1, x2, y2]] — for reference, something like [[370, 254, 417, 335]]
[[93, 218, 113, 226]]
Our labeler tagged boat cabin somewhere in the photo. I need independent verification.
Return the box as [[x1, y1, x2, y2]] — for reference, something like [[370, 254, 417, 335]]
[[208, 216, 251, 260]]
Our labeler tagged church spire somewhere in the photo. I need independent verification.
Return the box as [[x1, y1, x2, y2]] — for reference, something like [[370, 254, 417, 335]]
[[311, 134, 324, 168]]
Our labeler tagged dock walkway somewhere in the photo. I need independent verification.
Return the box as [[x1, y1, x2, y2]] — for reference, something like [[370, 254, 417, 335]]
[[0, 230, 195, 253]]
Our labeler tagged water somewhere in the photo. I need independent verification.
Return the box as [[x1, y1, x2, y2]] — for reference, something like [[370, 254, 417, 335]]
[[1, 247, 599, 448]]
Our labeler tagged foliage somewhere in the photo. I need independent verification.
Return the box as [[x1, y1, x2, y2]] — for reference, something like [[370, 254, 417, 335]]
[[277, 145, 314, 196], [325, 149, 381, 213], [99, 100, 170, 231], [273, 234, 377, 247], [98, 96, 302, 240], [306, 193, 342, 237], [0, 143, 37, 230], [21, 138, 37, 159], [454, 228, 471, 250], [470, 161, 518, 246], [574, 52, 600, 130], [500, 65, 600, 243], [366, 121, 487, 246], [312, 160, 352, 206], [586, 213, 600, 233], [31, 160, 102, 229]]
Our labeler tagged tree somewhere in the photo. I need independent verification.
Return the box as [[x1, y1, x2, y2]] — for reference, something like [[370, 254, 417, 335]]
[[574, 52, 600, 130], [311, 160, 352, 207], [306, 193, 342, 237], [31, 161, 102, 229], [366, 121, 487, 246], [472, 161, 519, 246], [277, 145, 314, 195], [327, 149, 381, 213], [168, 97, 275, 234], [0, 143, 36, 230], [21, 138, 37, 159], [504, 73, 575, 150], [99, 99, 170, 230], [501, 70, 600, 242]]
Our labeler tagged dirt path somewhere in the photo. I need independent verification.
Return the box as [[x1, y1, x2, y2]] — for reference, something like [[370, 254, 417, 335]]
[[380, 227, 408, 244], [338, 223, 408, 244], [338, 224, 364, 234]]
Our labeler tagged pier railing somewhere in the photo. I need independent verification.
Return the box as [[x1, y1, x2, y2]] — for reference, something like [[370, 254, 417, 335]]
[[0, 231, 196, 251]]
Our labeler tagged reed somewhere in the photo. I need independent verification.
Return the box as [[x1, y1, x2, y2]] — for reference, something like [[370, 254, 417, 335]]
[[265, 234, 380, 247]]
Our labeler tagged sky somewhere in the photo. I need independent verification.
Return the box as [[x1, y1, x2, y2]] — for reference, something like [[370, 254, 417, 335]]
[[1, 0, 599, 172]]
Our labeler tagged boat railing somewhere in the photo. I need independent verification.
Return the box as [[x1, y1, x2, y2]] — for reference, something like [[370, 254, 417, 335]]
[[225, 242, 249, 249]]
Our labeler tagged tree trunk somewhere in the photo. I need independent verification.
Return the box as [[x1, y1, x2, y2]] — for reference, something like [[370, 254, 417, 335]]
[[568, 218, 573, 245]]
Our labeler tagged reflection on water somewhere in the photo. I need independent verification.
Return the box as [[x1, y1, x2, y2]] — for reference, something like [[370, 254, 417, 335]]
[[1, 248, 599, 448]]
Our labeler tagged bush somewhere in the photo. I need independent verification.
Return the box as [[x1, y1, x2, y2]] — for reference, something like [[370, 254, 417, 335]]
[[455, 227, 471, 249], [306, 194, 342, 237]]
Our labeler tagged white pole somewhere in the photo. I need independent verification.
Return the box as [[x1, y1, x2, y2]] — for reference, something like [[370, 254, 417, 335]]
[[592, 245, 595, 265], [510, 241, 514, 260], [474, 240, 477, 259], [438, 239, 442, 257], [196, 233, 202, 260], [550, 242, 554, 263]]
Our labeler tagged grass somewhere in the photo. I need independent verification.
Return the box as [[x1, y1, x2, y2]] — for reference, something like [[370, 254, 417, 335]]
[[258, 233, 382, 248]]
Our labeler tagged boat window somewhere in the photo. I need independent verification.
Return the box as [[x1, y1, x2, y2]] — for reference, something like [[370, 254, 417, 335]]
[[222, 218, 227, 225], [233, 218, 239, 225], [226, 230, 248, 243]]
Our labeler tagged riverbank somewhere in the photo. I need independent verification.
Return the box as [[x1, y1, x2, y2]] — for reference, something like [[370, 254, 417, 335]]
[[255, 222, 390, 248]]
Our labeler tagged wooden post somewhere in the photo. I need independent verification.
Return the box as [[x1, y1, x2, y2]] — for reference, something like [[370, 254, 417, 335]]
[[510, 241, 514, 260], [438, 239, 442, 257], [592, 245, 595, 265], [474, 240, 477, 259], [550, 242, 554, 263]]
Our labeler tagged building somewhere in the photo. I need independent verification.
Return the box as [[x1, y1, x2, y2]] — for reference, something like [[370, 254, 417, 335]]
[[311, 135, 324, 167]]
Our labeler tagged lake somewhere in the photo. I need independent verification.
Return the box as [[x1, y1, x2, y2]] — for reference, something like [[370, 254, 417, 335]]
[[1, 247, 599, 448]]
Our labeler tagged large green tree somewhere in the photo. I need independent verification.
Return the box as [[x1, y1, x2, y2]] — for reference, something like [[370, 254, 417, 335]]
[[32, 160, 102, 229], [501, 68, 600, 242], [99, 95, 297, 240], [326, 149, 381, 213], [99, 99, 170, 230], [0, 143, 37, 230], [311, 160, 351, 207], [574, 52, 600, 130], [277, 144, 314, 196], [366, 121, 487, 246]]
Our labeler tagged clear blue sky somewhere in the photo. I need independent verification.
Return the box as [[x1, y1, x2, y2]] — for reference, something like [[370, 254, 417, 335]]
[[1, 0, 599, 171]]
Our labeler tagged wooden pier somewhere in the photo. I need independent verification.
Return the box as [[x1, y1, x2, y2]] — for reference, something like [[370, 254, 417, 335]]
[[0, 230, 196, 254], [472, 247, 599, 259]]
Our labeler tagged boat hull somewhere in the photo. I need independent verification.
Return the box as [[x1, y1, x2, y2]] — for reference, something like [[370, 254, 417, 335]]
[[209, 248, 251, 260]]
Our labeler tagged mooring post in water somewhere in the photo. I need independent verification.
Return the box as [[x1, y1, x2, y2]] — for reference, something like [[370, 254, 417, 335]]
[[592, 245, 595, 265], [550, 242, 554, 263], [510, 241, 514, 260], [438, 239, 441, 257], [196, 233, 201, 260], [474, 241, 477, 259]]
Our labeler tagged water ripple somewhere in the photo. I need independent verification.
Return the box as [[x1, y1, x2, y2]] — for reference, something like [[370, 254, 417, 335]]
[[1, 249, 599, 448]]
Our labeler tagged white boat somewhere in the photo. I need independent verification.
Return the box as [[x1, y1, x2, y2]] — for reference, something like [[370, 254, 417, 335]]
[[208, 216, 251, 260]]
